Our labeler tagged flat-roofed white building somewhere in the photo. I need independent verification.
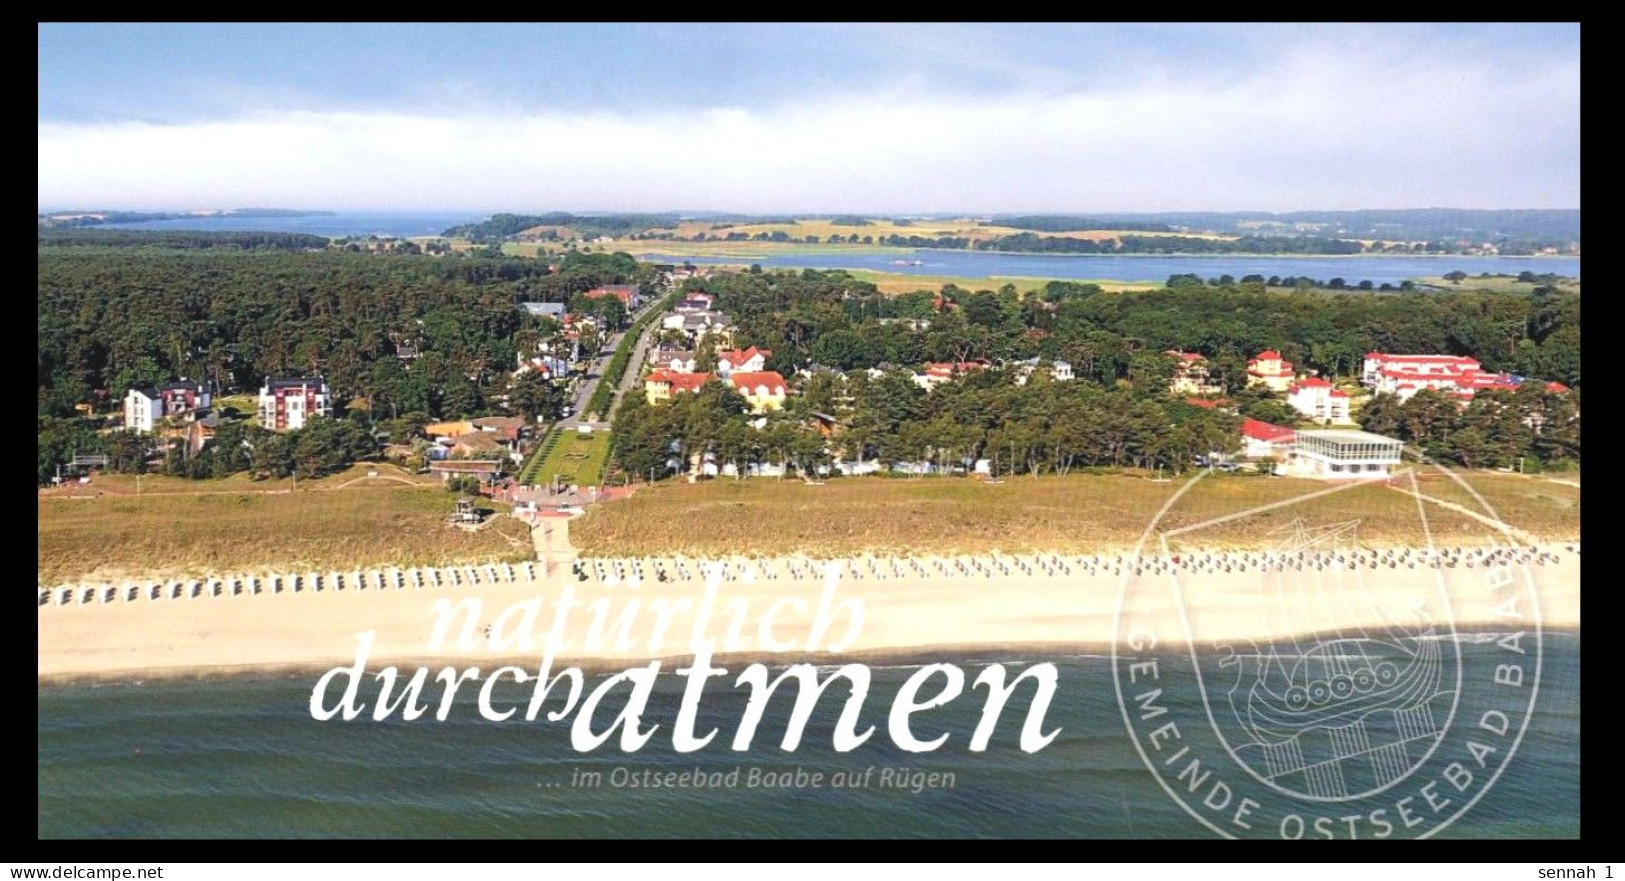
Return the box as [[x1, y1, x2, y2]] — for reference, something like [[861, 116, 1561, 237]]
[[1287, 429, 1403, 479]]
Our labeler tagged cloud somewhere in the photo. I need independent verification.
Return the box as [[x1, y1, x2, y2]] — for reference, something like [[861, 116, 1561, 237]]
[[37, 38, 1578, 212]]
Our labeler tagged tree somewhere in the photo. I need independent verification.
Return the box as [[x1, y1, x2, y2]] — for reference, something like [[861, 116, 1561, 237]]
[[509, 369, 565, 423]]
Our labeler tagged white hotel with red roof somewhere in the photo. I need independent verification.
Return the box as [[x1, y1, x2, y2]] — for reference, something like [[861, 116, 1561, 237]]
[[1362, 352, 1568, 403]]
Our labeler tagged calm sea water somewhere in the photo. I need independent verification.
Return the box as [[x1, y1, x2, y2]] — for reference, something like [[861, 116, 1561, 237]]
[[88, 212, 1580, 284], [38, 636, 1577, 839], [98, 211, 487, 239], [659, 251, 1582, 286]]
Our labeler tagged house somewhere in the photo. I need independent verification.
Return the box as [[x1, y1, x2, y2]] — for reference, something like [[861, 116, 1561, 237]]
[[717, 346, 771, 376], [649, 348, 698, 373], [184, 413, 223, 457], [428, 460, 504, 485], [1167, 351, 1222, 395], [424, 420, 477, 440], [123, 388, 161, 434], [645, 368, 714, 404], [1011, 357, 1073, 385], [662, 311, 732, 336], [1285, 429, 1403, 480], [1360, 352, 1569, 404], [515, 352, 571, 380], [1246, 350, 1295, 393], [519, 301, 567, 318], [1241, 419, 1296, 473], [674, 294, 715, 313], [123, 379, 212, 433], [446, 430, 509, 459], [1286, 377, 1352, 424], [258, 377, 330, 431], [584, 284, 640, 309], [470, 415, 526, 441], [913, 361, 986, 390], [728, 371, 788, 412], [1361, 353, 1483, 401]]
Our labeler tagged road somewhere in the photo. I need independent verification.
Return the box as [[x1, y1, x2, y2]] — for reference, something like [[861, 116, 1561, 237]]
[[553, 296, 666, 434]]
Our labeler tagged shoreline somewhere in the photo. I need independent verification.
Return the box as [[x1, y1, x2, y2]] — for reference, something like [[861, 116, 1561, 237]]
[[39, 543, 1579, 682], [38, 627, 1581, 688]]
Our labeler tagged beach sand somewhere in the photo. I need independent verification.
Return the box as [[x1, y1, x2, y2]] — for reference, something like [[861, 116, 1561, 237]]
[[38, 546, 1578, 679]]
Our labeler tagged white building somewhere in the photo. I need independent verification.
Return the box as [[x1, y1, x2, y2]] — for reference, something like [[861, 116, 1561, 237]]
[[123, 380, 211, 434], [1362, 352, 1484, 401], [1286, 429, 1403, 480], [258, 377, 331, 431], [123, 388, 161, 434], [1286, 378, 1352, 424], [1012, 357, 1074, 385]]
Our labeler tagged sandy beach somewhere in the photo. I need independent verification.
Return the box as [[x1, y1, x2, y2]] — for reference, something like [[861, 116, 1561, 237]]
[[38, 543, 1579, 680]]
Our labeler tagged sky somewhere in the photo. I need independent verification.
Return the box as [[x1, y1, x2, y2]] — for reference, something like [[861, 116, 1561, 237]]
[[38, 23, 1580, 214]]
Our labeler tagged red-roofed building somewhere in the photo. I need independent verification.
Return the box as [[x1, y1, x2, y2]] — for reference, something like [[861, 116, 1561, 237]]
[[1247, 350, 1295, 392], [1241, 419, 1296, 469], [1286, 376, 1352, 424], [728, 371, 788, 412], [1167, 350, 1222, 395], [644, 368, 714, 404], [584, 284, 640, 309], [1361, 352, 1569, 404], [716, 346, 771, 376], [914, 360, 988, 390]]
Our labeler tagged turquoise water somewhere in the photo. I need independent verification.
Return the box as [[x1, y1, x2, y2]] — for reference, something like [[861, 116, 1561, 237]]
[[38, 636, 1577, 839]]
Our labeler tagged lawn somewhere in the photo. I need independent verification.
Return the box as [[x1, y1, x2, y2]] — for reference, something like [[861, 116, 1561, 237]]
[[569, 470, 1579, 558], [518, 429, 613, 490], [38, 480, 533, 585]]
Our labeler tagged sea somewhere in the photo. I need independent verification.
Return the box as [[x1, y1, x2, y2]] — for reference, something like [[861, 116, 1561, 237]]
[[38, 635, 1578, 839], [97, 211, 486, 240], [89, 211, 1579, 286]]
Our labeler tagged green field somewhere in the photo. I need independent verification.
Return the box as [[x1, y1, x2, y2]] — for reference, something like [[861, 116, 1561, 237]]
[[518, 429, 612, 489], [1417, 274, 1581, 295], [38, 479, 532, 584], [570, 470, 1579, 558]]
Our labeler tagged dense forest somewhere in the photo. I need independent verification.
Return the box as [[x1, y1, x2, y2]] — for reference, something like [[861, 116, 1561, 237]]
[[38, 229, 331, 250], [37, 240, 654, 423], [992, 216, 1175, 233], [605, 267, 1579, 479], [694, 269, 1579, 389], [443, 212, 680, 241]]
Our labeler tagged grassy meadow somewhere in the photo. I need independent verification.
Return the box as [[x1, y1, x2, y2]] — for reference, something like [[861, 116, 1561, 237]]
[[38, 466, 532, 584], [570, 470, 1579, 558]]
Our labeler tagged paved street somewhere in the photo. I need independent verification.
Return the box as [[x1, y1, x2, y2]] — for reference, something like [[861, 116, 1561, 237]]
[[552, 296, 663, 432]]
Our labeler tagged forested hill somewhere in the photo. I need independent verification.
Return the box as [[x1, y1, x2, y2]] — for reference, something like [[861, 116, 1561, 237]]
[[992, 216, 1175, 233], [443, 212, 680, 241], [38, 229, 331, 250], [37, 244, 652, 419]]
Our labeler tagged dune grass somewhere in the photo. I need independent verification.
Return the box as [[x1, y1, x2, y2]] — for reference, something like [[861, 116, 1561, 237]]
[[570, 470, 1579, 558], [38, 481, 531, 585]]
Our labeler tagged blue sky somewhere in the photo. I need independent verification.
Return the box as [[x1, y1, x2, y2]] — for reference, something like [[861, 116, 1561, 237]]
[[38, 23, 1580, 213]]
